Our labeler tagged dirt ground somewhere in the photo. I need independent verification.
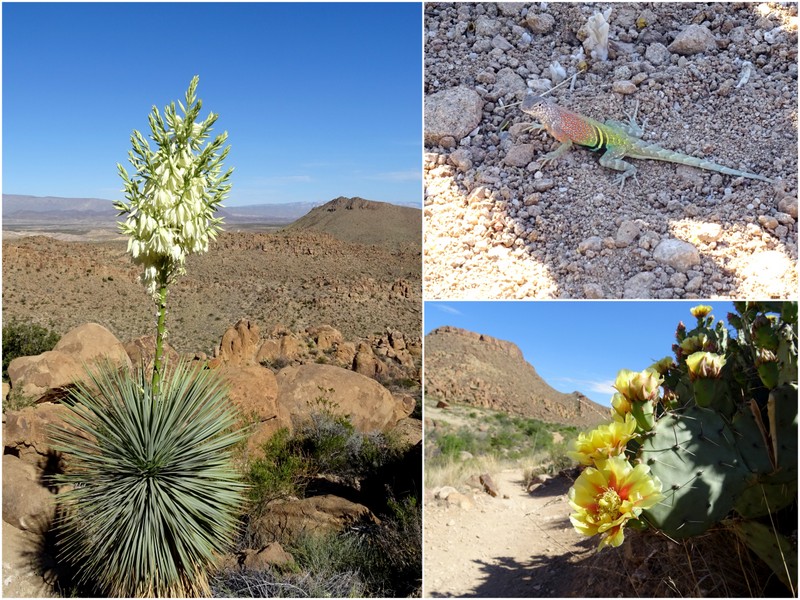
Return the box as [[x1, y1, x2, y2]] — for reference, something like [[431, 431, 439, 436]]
[[424, 467, 595, 597], [424, 2, 798, 299]]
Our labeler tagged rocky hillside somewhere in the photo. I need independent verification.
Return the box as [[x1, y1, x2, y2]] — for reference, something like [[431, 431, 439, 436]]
[[2, 230, 420, 355], [424, 326, 608, 427], [284, 196, 421, 249]]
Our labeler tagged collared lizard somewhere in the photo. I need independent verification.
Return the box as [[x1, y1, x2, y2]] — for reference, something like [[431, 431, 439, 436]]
[[520, 92, 775, 189]]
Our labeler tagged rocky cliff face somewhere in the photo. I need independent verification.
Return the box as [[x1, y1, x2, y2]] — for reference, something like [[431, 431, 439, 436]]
[[424, 326, 608, 428]]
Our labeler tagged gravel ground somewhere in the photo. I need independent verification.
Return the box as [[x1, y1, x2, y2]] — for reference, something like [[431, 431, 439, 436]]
[[423, 2, 797, 299]]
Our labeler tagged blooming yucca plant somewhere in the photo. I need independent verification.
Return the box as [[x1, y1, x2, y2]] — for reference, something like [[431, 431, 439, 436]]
[[53, 77, 243, 597]]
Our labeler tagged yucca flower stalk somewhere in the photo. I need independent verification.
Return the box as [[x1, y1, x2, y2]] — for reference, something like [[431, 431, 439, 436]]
[[52, 361, 247, 596], [114, 75, 232, 396]]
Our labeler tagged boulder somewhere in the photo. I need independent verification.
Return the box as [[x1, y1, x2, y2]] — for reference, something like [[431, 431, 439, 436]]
[[8, 323, 131, 400], [275, 364, 398, 433], [3, 454, 55, 533], [391, 393, 416, 422], [7, 352, 83, 401], [123, 335, 180, 372], [391, 417, 423, 447], [53, 323, 131, 368], [480, 473, 500, 497], [217, 320, 261, 366], [254, 495, 378, 538], [255, 333, 304, 366], [219, 366, 291, 455], [306, 325, 343, 351], [242, 542, 294, 570], [3, 403, 74, 467], [353, 342, 386, 379]]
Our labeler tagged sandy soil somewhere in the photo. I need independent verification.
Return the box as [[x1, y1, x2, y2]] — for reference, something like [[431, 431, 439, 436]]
[[424, 467, 594, 597]]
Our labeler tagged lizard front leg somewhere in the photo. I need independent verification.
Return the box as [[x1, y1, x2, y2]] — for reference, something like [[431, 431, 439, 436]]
[[599, 147, 639, 190], [539, 139, 573, 167]]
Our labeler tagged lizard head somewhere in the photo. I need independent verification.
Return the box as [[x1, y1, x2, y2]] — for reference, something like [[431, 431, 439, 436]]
[[520, 92, 549, 118]]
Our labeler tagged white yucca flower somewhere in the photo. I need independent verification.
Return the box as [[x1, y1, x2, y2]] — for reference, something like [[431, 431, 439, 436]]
[[115, 76, 232, 297]]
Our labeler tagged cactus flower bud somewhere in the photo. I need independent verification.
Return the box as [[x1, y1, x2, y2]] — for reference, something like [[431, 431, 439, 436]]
[[685, 351, 726, 379]]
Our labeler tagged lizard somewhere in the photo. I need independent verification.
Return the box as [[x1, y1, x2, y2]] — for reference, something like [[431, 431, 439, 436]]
[[519, 92, 775, 189]]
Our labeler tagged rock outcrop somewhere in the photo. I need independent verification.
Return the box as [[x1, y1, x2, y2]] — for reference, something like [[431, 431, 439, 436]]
[[424, 326, 608, 427]]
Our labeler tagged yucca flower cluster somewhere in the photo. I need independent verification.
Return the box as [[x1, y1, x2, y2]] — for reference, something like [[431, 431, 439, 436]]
[[567, 367, 665, 550], [115, 74, 232, 298]]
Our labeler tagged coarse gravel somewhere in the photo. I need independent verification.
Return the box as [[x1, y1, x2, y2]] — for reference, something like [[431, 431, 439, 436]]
[[424, 2, 798, 299]]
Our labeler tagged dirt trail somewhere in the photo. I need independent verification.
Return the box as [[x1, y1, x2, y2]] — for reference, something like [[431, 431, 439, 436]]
[[424, 467, 595, 597]]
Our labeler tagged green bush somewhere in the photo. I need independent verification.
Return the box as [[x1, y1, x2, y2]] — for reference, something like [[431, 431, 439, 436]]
[[2, 319, 60, 380], [248, 428, 308, 505], [52, 360, 246, 597]]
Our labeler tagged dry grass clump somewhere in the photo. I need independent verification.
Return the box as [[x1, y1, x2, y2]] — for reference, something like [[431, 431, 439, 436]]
[[566, 525, 789, 597]]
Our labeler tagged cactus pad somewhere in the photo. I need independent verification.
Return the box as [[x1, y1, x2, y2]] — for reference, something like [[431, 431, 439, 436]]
[[640, 406, 750, 537]]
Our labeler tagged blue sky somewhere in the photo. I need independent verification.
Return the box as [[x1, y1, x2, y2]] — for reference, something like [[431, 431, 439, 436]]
[[3, 2, 422, 207], [424, 301, 738, 407]]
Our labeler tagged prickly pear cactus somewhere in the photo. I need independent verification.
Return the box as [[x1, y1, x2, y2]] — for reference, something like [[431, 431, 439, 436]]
[[640, 406, 750, 537]]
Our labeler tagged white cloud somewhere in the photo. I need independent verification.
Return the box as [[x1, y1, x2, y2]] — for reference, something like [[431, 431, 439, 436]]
[[431, 304, 463, 316], [553, 377, 616, 396]]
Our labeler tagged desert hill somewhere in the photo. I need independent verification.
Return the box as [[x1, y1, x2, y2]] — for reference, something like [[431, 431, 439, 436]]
[[3, 230, 420, 355], [284, 196, 421, 249], [424, 326, 608, 428]]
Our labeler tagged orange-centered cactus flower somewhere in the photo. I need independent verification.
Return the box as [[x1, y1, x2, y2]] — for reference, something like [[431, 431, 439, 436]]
[[569, 455, 663, 550], [568, 415, 637, 466]]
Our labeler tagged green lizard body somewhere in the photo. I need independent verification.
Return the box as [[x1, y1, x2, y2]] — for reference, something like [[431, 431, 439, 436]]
[[520, 93, 774, 189]]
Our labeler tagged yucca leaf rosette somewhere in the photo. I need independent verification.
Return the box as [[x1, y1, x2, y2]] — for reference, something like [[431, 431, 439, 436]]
[[52, 361, 247, 596]]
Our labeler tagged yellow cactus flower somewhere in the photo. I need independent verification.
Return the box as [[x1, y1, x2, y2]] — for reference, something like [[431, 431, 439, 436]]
[[690, 305, 713, 319], [569, 455, 663, 550], [610, 392, 632, 422], [686, 351, 726, 379], [614, 368, 663, 403], [568, 416, 637, 466], [680, 333, 711, 354], [648, 356, 674, 375]]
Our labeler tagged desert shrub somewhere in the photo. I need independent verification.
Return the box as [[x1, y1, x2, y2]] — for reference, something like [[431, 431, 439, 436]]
[[259, 356, 291, 371], [211, 566, 366, 598], [248, 428, 309, 505], [3, 388, 38, 413], [52, 361, 246, 597], [2, 319, 60, 380]]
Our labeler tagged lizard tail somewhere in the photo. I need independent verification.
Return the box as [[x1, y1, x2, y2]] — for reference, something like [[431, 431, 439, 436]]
[[628, 142, 774, 183]]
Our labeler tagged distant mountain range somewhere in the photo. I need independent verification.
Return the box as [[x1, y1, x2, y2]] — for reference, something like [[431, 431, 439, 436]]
[[2, 194, 421, 228], [424, 326, 609, 428]]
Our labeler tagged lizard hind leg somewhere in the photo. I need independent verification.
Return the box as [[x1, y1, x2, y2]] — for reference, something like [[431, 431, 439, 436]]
[[605, 101, 647, 138], [599, 149, 639, 190]]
